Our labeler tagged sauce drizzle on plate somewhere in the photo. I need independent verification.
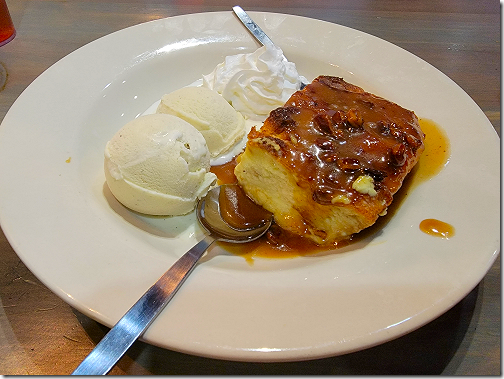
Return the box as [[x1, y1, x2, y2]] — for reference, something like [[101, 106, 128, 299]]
[[419, 218, 455, 239]]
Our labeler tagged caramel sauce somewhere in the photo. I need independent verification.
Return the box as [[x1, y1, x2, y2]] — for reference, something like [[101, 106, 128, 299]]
[[218, 184, 272, 230], [376, 119, 450, 215], [414, 121, 453, 238], [210, 102, 451, 262], [410, 118, 450, 187], [220, 238, 328, 263], [210, 158, 238, 185], [419, 219, 455, 239], [219, 225, 350, 262], [249, 77, 425, 207]]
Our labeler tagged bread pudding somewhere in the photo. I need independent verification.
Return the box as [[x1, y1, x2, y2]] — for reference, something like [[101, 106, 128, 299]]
[[234, 76, 425, 245]]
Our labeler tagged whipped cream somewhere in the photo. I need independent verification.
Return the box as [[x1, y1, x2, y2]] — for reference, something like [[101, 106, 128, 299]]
[[202, 46, 306, 121]]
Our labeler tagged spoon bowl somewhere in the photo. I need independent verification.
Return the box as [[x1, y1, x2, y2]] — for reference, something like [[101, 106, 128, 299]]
[[198, 184, 272, 243], [72, 184, 272, 375]]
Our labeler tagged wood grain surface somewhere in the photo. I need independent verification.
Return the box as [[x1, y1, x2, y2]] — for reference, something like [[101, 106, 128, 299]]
[[0, 0, 500, 375]]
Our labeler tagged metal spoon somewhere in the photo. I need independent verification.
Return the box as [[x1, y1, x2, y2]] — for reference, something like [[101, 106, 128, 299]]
[[72, 184, 272, 375]]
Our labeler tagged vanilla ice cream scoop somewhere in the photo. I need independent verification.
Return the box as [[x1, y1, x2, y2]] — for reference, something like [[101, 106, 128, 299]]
[[104, 113, 217, 216], [202, 45, 306, 121], [156, 86, 245, 158]]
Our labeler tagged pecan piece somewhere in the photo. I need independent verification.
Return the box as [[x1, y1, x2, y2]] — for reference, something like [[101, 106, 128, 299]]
[[269, 107, 300, 132], [406, 134, 422, 149], [346, 108, 363, 128], [363, 168, 387, 182], [315, 137, 336, 150], [313, 114, 333, 135], [337, 157, 360, 172], [319, 152, 339, 163], [390, 143, 407, 166], [331, 110, 347, 126], [313, 185, 335, 204]]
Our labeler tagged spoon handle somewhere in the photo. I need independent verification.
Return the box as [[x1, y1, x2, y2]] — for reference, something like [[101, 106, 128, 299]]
[[72, 234, 215, 375], [232, 6, 276, 49]]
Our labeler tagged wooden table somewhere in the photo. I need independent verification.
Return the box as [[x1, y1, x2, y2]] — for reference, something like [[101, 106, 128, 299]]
[[0, 0, 499, 375]]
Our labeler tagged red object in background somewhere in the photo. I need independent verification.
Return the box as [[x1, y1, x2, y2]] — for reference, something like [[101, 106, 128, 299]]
[[0, 0, 15, 46]]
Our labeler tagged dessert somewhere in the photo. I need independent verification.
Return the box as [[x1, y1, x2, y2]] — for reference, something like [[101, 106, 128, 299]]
[[104, 113, 216, 216], [156, 86, 245, 157], [234, 76, 425, 245], [202, 45, 306, 121]]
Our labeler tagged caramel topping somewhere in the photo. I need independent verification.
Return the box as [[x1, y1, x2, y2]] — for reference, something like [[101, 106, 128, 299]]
[[213, 117, 450, 260], [248, 76, 425, 208]]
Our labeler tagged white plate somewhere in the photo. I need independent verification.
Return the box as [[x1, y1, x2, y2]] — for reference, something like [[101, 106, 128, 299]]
[[0, 12, 499, 362]]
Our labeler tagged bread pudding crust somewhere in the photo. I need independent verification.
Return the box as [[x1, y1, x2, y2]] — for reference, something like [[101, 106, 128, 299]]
[[235, 76, 425, 245]]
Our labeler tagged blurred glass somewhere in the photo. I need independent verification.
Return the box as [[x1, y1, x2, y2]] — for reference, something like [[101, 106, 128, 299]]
[[0, 0, 15, 47]]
